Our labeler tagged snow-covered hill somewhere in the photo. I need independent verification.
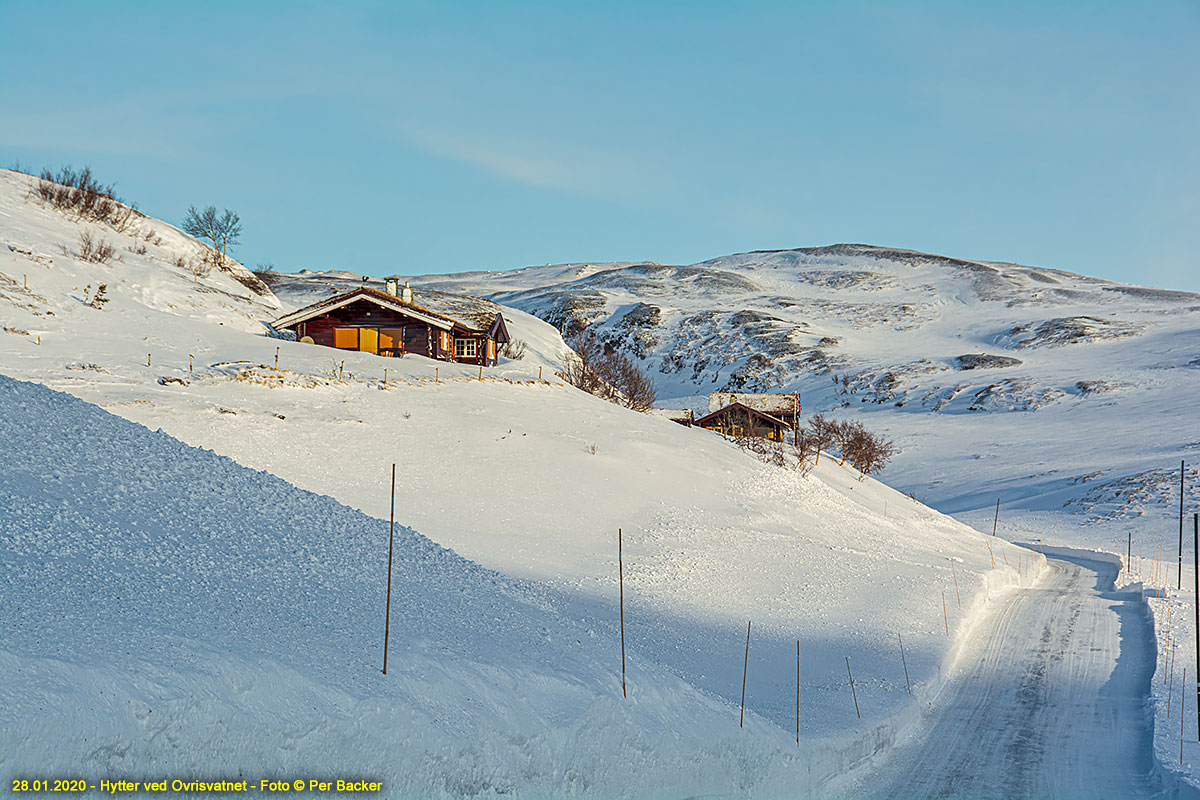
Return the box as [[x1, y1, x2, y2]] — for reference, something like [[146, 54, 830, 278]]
[[408, 247, 1200, 528]]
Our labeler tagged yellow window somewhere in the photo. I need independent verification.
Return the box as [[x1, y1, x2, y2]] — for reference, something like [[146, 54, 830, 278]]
[[379, 329, 403, 350], [358, 328, 378, 354], [333, 328, 358, 349]]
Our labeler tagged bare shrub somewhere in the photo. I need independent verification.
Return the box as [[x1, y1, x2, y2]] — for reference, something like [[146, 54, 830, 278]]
[[795, 414, 897, 478], [78, 231, 116, 264], [181, 205, 242, 270], [129, 241, 148, 256], [562, 332, 658, 411], [499, 339, 527, 360], [806, 413, 837, 465], [36, 165, 138, 229]]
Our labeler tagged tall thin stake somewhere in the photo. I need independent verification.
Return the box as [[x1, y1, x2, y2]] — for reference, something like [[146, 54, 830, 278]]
[[992, 498, 999, 536], [796, 639, 801, 745], [740, 621, 751, 728], [951, 559, 961, 607], [1128, 532, 1132, 583], [189, 354, 193, 373], [274, 346, 279, 369], [899, 632, 912, 695], [1183, 665, 1188, 765], [942, 591, 949, 635], [382, 463, 396, 674], [846, 656, 860, 719], [619, 528, 626, 699], [986, 537, 995, 568]]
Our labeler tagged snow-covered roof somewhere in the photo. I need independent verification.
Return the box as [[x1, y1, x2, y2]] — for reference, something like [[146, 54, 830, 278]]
[[271, 287, 478, 332], [695, 401, 791, 429], [708, 392, 801, 416]]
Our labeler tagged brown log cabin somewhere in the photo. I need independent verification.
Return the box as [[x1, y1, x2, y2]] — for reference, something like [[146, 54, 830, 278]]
[[694, 402, 790, 441], [271, 280, 510, 367]]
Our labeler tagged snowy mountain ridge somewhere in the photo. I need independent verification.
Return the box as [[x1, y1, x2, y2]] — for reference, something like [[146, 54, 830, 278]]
[[399, 245, 1199, 524]]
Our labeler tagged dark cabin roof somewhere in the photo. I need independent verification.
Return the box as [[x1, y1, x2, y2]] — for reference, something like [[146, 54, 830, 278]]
[[272, 287, 482, 333], [487, 313, 511, 344], [695, 401, 791, 429]]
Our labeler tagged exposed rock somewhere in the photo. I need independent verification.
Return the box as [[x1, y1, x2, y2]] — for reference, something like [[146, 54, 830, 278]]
[[955, 353, 1023, 370]]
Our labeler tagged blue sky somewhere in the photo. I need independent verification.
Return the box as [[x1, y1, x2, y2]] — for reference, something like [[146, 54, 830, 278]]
[[2, 1, 1197, 290]]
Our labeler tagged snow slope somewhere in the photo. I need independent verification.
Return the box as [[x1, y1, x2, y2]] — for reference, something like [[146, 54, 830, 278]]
[[0, 374, 814, 797], [1, 168, 1189, 792]]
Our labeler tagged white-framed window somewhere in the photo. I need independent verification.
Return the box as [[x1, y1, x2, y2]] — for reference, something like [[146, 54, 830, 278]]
[[454, 338, 477, 359]]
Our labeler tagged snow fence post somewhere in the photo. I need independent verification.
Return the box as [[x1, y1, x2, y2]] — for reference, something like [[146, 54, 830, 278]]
[[846, 656, 860, 719], [619, 528, 626, 699], [899, 632, 911, 696], [382, 464, 396, 674], [950, 559, 961, 607], [942, 591, 949, 636], [992, 498, 999, 537], [740, 621, 751, 728], [275, 346, 279, 370], [796, 639, 801, 745]]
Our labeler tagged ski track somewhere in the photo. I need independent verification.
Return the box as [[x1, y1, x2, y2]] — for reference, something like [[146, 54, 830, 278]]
[[838, 551, 1161, 799]]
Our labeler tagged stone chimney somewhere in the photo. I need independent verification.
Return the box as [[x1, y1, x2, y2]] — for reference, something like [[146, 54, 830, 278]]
[[385, 278, 398, 296], [401, 281, 413, 303]]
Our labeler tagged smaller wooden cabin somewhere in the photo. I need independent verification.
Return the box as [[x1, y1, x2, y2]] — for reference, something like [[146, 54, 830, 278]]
[[695, 402, 789, 441], [271, 283, 510, 367]]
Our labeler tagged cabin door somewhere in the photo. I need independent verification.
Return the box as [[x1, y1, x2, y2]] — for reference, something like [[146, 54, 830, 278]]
[[358, 328, 379, 355]]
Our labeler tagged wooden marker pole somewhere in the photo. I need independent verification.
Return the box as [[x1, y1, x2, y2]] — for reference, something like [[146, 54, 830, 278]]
[[740, 621, 751, 728], [147, 353, 151, 367], [189, 354, 193, 373], [619, 528, 626, 699], [992, 498, 999, 537], [942, 591, 949, 635], [274, 346, 279, 369], [1183, 665, 1187, 765], [846, 656, 860, 719], [338, 361, 344, 381], [479, 365, 483, 380], [384, 368, 387, 386], [24, 274, 27, 290], [899, 632, 911, 695], [382, 464, 396, 674], [538, 366, 543, 381], [435, 367, 439, 383], [951, 559, 961, 608], [796, 639, 801, 745]]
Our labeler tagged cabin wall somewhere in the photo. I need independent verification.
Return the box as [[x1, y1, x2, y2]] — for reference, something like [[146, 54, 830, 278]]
[[286, 300, 497, 365]]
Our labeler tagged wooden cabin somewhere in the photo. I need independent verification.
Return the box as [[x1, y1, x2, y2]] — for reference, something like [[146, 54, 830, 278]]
[[695, 402, 790, 441], [271, 281, 510, 367], [708, 392, 802, 429]]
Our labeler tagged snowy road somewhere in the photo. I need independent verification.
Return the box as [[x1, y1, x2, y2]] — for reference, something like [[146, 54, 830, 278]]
[[837, 550, 1166, 799]]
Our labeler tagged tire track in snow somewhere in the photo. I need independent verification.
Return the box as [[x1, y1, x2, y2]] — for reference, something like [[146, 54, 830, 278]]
[[837, 551, 1164, 799]]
